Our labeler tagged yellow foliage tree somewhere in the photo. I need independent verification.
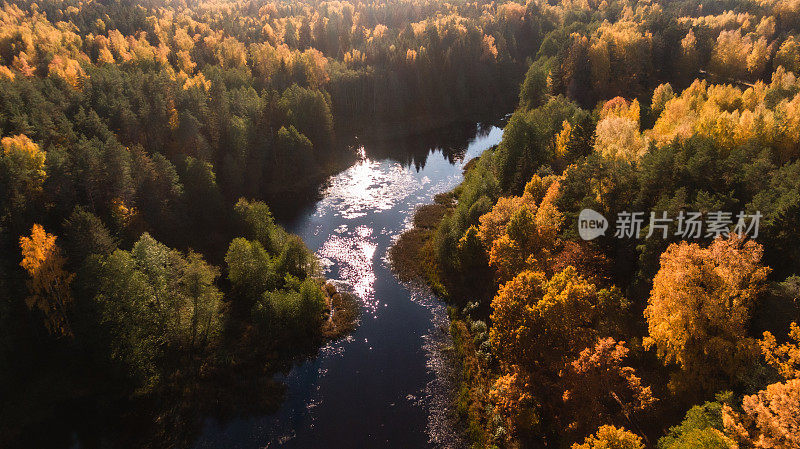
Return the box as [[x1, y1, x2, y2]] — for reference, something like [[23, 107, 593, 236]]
[[594, 115, 646, 162], [723, 379, 800, 448], [595, 97, 646, 162], [710, 30, 772, 81], [761, 322, 800, 380], [600, 97, 640, 124], [478, 195, 527, 246], [677, 30, 700, 81], [19, 224, 75, 337], [644, 235, 770, 393], [489, 267, 611, 373], [651, 83, 675, 117], [555, 120, 574, 159], [650, 72, 800, 159], [776, 36, 800, 73], [2, 134, 46, 192], [47, 55, 85, 88], [0, 65, 14, 80], [572, 425, 644, 449], [479, 176, 563, 282]]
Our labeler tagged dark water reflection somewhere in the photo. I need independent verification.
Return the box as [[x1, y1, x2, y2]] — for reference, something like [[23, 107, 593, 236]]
[[194, 120, 504, 448], [271, 120, 501, 224], [360, 121, 499, 169]]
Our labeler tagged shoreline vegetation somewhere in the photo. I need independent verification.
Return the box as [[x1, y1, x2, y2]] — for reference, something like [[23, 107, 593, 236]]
[[320, 281, 360, 340], [389, 156, 491, 444], [390, 191, 455, 290]]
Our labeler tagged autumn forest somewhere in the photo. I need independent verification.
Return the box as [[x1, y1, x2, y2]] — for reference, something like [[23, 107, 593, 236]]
[[1, 0, 799, 447]]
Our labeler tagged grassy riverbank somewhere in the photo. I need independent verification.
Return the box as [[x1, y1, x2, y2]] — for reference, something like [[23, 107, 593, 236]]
[[389, 154, 499, 446]]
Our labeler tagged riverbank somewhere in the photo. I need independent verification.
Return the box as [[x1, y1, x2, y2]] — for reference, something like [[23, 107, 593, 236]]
[[388, 153, 500, 446], [388, 191, 453, 296]]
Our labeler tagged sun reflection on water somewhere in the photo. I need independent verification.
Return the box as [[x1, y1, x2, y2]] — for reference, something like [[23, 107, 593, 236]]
[[318, 147, 418, 220], [311, 148, 422, 315], [317, 224, 379, 314]]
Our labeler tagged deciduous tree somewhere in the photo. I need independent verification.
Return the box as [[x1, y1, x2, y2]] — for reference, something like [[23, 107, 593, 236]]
[[490, 267, 624, 374], [761, 322, 800, 381], [572, 425, 644, 449], [561, 338, 656, 437], [658, 398, 736, 449], [19, 224, 75, 337], [644, 236, 770, 393], [724, 379, 800, 448]]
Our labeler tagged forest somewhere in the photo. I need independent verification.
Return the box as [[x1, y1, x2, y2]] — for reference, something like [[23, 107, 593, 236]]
[[392, 0, 800, 447], [0, 0, 538, 446], [1, 0, 799, 447]]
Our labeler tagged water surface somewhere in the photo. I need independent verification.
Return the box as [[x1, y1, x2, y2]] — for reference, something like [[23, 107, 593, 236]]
[[195, 122, 503, 448]]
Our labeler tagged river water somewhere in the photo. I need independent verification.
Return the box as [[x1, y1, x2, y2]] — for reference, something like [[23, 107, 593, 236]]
[[194, 122, 503, 448]]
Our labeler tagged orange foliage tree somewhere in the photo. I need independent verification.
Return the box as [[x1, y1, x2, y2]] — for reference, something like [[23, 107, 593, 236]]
[[723, 379, 800, 448], [489, 267, 625, 375], [572, 425, 645, 449], [552, 241, 612, 287], [489, 368, 540, 442], [19, 224, 75, 337], [761, 322, 800, 381], [479, 175, 563, 282], [644, 235, 770, 393], [561, 338, 656, 438]]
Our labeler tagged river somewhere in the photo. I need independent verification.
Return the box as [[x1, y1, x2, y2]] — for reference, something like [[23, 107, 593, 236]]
[[194, 121, 504, 448]]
